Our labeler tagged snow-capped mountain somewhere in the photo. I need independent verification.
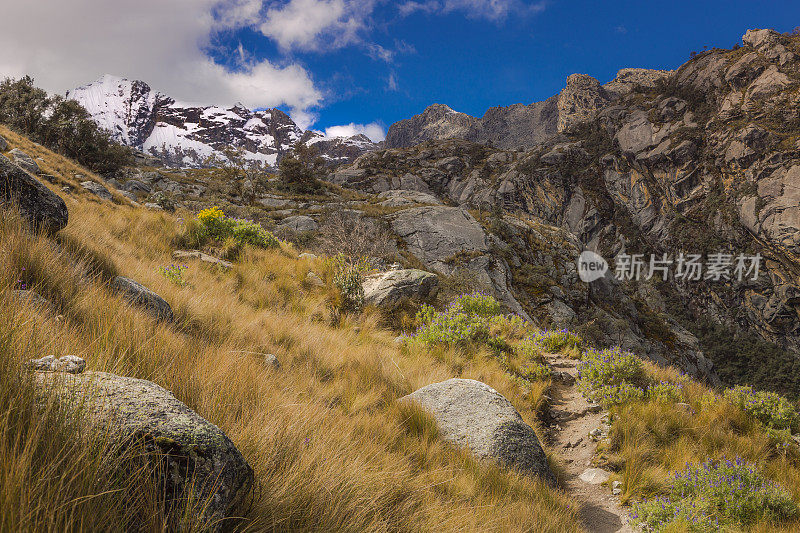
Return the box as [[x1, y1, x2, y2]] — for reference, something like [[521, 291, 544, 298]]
[[68, 75, 379, 169]]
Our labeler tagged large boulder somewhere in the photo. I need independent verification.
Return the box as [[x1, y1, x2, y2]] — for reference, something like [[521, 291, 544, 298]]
[[0, 154, 68, 233], [0, 134, 8, 152], [362, 268, 438, 310], [402, 379, 556, 485], [9, 148, 40, 174], [36, 371, 253, 525], [111, 276, 173, 322]]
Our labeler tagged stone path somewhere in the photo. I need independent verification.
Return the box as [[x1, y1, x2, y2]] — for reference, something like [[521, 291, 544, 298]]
[[544, 353, 634, 533]]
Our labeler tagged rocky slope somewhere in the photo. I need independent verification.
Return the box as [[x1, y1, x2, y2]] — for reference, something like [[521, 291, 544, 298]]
[[330, 29, 800, 390], [68, 75, 379, 169]]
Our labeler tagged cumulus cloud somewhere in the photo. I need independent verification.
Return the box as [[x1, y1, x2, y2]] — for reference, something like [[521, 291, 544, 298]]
[[324, 122, 385, 141], [259, 0, 375, 51], [0, 0, 322, 119]]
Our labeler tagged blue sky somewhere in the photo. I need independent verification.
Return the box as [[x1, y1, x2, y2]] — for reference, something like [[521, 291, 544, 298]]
[[2, 1, 800, 139], [218, 0, 800, 137]]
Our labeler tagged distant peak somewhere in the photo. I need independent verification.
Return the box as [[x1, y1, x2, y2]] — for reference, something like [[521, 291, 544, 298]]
[[425, 103, 460, 115]]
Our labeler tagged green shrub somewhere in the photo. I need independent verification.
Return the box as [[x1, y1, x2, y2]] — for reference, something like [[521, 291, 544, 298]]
[[577, 347, 649, 407], [723, 385, 799, 431], [528, 328, 583, 353], [410, 292, 506, 347], [0, 76, 133, 173], [647, 381, 685, 403], [515, 361, 552, 381], [325, 254, 369, 315], [193, 206, 279, 252], [197, 206, 235, 240], [231, 219, 280, 248], [631, 458, 798, 532], [454, 292, 504, 317], [412, 304, 489, 346]]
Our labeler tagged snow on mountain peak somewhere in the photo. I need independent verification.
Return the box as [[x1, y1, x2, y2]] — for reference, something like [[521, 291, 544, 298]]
[[69, 75, 379, 169]]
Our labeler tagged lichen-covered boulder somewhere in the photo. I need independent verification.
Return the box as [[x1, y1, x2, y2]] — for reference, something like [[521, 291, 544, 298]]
[[362, 268, 438, 310], [36, 371, 253, 525], [0, 154, 68, 233], [401, 378, 556, 485], [9, 148, 40, 174], [111, 276, 173, 322], [81, 180, 113, 201], [26, 355, 86, 374]]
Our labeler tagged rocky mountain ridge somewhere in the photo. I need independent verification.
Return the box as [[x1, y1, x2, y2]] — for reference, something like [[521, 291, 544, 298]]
[[68, 75, 380, 169], [384, 68, 671, 150]]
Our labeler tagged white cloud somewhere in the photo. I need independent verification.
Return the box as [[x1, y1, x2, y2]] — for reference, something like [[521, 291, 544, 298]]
[[387, 72, 399, 91], [259, 0, 373, 51], [324, 122, 385, 141], [398, 1, 440, 16], [0, 0, 322, 121], [399, 0, 545, 20]]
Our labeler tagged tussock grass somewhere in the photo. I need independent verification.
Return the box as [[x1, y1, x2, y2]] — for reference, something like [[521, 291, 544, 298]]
[[604, 362, 800, 531], [0, 141, 583, 530]]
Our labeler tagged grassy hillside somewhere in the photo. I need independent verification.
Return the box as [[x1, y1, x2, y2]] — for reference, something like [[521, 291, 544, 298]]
[[3, 124, 800, 532], [0, 124, 579, 531]]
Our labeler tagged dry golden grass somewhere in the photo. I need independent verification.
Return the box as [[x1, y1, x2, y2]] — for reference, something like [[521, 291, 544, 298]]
[[0, 135, 583, 531], [605, 362, 800, 531]]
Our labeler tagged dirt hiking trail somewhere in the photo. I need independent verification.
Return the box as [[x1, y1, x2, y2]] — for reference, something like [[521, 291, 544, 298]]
[[543, 352, 634, 533]]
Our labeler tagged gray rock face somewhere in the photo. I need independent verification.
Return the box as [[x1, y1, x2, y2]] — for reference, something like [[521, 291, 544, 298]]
[[385, 104, 477, 149], [401, 378, 556, 485], [9, 148, 40, 174], [111, 276, 173, 322], [0, 154, 68, 233], [81, 181, 112, 201], [36, 371, 253, 524], [305, 271, 325, 287], [384, 71, 667, 151], [390, 206, 490, 271], [0, 134, 8, 152], [120, 179, 152, 195], [557, 73, 610, 132], [263, 353, 281, 369], [278, 215, 318, 233], [390, 206, 530, 319], [362, 268, 438, 310], [602, 68, 672, 97]]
